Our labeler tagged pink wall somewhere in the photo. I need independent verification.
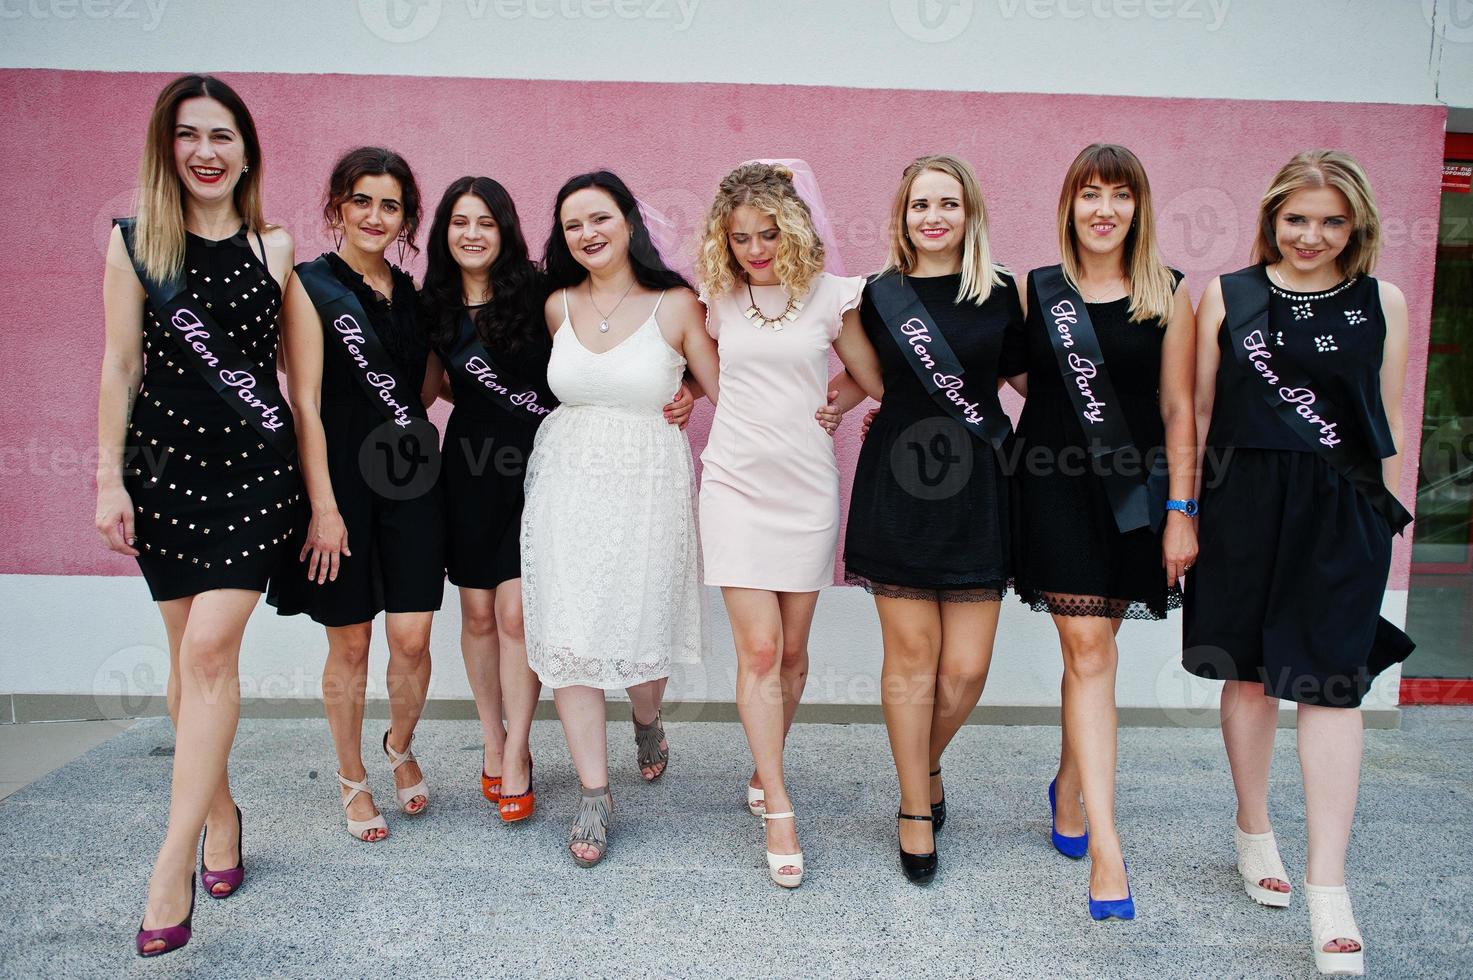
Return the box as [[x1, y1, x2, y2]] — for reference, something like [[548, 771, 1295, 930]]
[[0, 69, 1443, 587]]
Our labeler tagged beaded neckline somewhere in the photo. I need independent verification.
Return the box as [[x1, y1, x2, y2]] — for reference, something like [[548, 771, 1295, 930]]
[[1266, 272, 1357, 302]]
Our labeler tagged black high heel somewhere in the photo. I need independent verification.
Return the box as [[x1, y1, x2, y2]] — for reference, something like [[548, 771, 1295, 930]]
[[930, 767, 946, 832], [898, 811, 937, 885]]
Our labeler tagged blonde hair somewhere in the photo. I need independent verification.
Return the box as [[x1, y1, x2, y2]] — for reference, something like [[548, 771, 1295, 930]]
[[1252, 149, 1381, 278], [696, 162, 825, 298], [134, 75, 266, 285], [884, 154, 1006, 306], [1056, 143, 1176, 325]]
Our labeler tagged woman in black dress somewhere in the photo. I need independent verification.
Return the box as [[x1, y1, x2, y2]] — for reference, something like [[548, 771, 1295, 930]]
[[1185, 150, 1412, 976], [838, 155, 1024, 884], [420, 176, 551, 823], [1013, 144, 1197, 919], [274, 147, 445, 841], [96, 75, 301, 955]]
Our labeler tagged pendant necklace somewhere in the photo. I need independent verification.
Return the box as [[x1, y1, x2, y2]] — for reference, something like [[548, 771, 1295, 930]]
[[589, 277, 636, 333], [744, 279, 803, 331]]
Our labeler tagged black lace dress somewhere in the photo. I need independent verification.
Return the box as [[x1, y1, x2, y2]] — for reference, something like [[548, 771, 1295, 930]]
[[843, 272, 1026, 600], [268, 252, 445, 626], [125, 228, 302, 600], [1011, 269, 1184, 620]]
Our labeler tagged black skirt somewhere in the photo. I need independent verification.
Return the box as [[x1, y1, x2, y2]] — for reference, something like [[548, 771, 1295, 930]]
[[268, 400, 445, 627], [442, 406, 534, 591], [1183, 448, 1413, 708], [844, 414, 1009, 600]]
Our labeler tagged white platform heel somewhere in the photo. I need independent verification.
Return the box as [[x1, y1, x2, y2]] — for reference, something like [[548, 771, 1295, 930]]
[[1306, 882, 1365, 976], [1235, 825, 1292, 907], [746, 784, 766, 817], [762, 811, 803, 888]]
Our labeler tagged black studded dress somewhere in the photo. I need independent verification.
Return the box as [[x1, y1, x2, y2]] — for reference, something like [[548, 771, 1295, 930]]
[[124, 227, 303, 601]]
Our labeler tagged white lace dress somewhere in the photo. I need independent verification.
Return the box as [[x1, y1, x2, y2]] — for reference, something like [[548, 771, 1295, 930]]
[[521, 290, 709, 689]]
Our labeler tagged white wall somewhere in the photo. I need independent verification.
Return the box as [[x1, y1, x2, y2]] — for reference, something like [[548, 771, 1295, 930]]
[[2, 0, 1470, 108], [0, 574, 1405, 720]]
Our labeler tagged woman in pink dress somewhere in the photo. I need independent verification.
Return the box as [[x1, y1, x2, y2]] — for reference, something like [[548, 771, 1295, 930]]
[[695, 161, 884, 887]]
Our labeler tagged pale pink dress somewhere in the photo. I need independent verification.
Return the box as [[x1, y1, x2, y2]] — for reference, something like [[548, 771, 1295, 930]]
[[698, 273, 866, 592]]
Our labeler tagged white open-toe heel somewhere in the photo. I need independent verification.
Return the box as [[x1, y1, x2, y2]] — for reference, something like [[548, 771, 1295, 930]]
[[762, 811, 803, 888], [747, 784, 765, 818], [337, 772, 388, 842], [383, 729, 429, 816], [1235, 825, 1292, 907], [1306, 882, 1364, 976]]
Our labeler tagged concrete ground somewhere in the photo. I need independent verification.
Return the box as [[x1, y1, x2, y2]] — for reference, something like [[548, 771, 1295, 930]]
[[0, 709, 1468, 979]]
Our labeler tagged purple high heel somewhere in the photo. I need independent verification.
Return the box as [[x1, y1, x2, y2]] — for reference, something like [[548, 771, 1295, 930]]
[[135, 874, 195, 957], [200, 805, 245, 898]]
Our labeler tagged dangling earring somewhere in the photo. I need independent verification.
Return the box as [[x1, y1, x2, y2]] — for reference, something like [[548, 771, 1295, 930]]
[[396, 232, 408, 266], [331, 224, 343, 251], [241, 165, 250, 174]]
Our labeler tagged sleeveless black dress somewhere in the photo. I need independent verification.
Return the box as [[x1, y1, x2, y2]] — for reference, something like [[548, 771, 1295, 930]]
[[1011, 268, 1184, 620], [844, 272, 1026, 600], [439, 308, 553, 590], [125, 227, 303, 600], [1183, 266, 1413, 707], [268, 253, 445, 627]]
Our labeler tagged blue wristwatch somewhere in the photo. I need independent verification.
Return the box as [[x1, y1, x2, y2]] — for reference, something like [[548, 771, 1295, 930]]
[[1165, 498, 1198, 517]]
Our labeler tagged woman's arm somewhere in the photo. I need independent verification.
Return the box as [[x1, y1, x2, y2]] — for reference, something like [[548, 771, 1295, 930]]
[[1378, 280, 1410, 501], [1159, 279, 1199, 585], [94, 226, 146, 556], [281, 274, 350, 584], [663, 289, 721, 406], [1191, 277, 1225, 502], [832, 307, 884, 401], [422, 352, 448, 409]]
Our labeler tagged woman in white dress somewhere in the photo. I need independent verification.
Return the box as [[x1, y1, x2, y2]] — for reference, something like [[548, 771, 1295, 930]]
[[522, 170, 721, 867]]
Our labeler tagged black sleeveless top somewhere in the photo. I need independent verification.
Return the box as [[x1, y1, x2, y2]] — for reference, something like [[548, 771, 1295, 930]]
[[317, 251, 428, 401], [1206, 265, 1395, 462]]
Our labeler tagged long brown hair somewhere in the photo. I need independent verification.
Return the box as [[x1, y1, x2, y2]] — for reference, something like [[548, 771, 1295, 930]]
[[1251, 149, 1382, 278], [1056, 144, 1176, 325], [134, 74, 265, 284], [884, 154, 1007, 306]]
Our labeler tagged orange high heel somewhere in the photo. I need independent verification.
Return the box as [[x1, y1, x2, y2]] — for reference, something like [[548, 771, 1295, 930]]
[[481, 770, 501, 804], [498, 760, 534, 823]]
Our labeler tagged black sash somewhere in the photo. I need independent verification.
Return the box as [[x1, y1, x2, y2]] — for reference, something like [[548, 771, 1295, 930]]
[[115, 218, 296, 461], [1221, 267, 1412, 534], [866, 270, 1011, 448], [295, 257, 427, 429], [441, 312, 556, 422], [1034, 265, 1165, 534]]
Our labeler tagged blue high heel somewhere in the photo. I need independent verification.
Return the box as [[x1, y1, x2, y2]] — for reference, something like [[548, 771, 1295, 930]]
[[1087, 861, 1135, 921], [1048, 779, 1088, 859]]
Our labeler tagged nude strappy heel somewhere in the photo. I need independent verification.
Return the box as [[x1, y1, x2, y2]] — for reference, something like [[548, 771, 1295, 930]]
[[763, 810, 804, 888], [1306, 882, 1364, 975], [383, 729, 429, 816], [1235, 825, 1293, 907], [746, 783, 766, 817], [337, 772, 388, 842]]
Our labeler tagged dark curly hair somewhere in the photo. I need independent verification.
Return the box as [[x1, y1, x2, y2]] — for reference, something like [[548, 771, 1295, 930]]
[[322, 145, 422, 257], [421, 175, 543, 355], [543, 170, 690, 293]]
